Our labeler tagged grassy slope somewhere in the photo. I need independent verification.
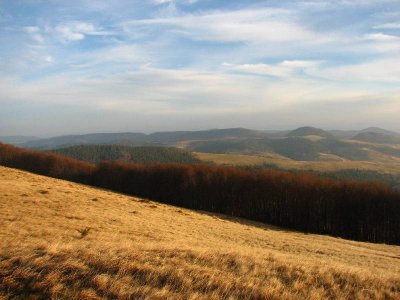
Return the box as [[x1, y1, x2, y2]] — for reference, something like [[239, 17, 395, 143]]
[[1, 166, 400, 299], [194, 151, 400, 175]]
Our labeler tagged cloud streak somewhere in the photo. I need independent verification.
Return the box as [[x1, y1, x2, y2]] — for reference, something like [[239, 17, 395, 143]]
[[126, 8, 323, 44], [52, 21, 117, 42], [223, 60, 321, 78]]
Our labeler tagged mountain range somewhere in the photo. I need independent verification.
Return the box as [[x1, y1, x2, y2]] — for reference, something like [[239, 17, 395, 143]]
[[2, 126, 399, 150], [1, 126, 400, 163]]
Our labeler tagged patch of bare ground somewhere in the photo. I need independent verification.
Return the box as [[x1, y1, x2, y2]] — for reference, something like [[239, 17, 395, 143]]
[[0, 166, 399, 299]]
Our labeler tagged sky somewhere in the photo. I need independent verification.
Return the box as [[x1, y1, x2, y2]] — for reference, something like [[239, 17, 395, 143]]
[[0, 0, 400, 137]]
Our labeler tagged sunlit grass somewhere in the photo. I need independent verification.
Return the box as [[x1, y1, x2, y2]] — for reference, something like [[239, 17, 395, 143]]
[[194, 151, 400, 174], [1, 166, 400, 299]]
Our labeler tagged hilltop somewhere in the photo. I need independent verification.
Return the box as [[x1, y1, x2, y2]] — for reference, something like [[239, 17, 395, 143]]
[[352, 132, 400, 144], [1, 166, 400, 299], [359, 127, 400, 136], [288, 126, 334, 139]]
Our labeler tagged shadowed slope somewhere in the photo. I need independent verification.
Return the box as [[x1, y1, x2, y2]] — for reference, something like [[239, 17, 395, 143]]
[[1, 166, 400, 299]]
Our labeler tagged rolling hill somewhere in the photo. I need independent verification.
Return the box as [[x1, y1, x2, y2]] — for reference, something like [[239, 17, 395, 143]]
[[352, 132, 400, 144], [1, 166, 400, 299], [21, 132, 149, 150], [20, 128, 266, 150], [188, 137, 371, 161], [359, 127, 400, 136], [13, 127, 400, 168], [328, 127, 400, 139], [287, 126, 334, 139], [147, 128, 263, 143]]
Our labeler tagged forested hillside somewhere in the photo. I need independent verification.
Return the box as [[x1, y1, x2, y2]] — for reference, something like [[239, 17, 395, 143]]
[[312, 169, 400, 189], [1, 143, 400, 245], [189, 137, 371, 160], [53, 145, 201, 164]]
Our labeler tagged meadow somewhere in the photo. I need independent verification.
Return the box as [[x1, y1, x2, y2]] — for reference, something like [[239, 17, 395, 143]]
[[194, 151, 400, 175]]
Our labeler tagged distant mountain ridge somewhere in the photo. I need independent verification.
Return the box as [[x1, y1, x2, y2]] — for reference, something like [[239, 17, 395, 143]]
[[20, 128, 266, 150], [359, 127, 400, 136], [10, 127, 400, 163], [0, 136, 39, 145], [148, 128, 262, 143], [22, 132, 148, 150]]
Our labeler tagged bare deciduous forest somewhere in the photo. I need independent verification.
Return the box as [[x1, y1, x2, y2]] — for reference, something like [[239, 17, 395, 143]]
[[1, 142, 399, 245]]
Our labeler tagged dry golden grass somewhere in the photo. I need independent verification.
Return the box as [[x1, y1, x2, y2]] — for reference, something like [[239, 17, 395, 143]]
[[194, 152, 400, 175], [1, 166, 400, 299], [299, 135, 326, 142], [345, 139, 400, 149]]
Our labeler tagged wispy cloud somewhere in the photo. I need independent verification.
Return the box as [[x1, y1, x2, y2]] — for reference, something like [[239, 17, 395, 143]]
[[362, 33, 400, 53], [49, 21, 117, 42], [223, 60, 321, 78], [311, 56, 400, 83], [366, 33, 400, 42], [373, 22, 400, 29], [127, 8, 322, 44], [151, 0, 199, 5], [23, 26, 44, 43]]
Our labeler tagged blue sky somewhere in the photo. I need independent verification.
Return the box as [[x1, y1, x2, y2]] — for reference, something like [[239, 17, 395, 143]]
[[1, 0, 400, 136]]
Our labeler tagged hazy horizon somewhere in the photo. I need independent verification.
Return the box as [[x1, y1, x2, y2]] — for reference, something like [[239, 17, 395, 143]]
[[1, 0, 400, 136], [2, 125, 400, 140]]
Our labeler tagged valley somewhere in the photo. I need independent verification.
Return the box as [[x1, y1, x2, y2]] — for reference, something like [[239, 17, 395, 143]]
[[5, 126, 399, 189]]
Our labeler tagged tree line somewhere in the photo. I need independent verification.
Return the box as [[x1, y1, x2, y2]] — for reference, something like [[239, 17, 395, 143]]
[[254, 163, 400, 191], [1, 142, 399, 245]]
